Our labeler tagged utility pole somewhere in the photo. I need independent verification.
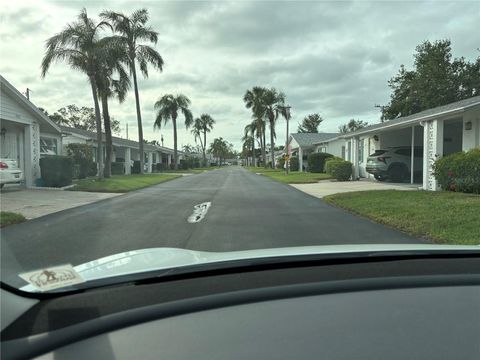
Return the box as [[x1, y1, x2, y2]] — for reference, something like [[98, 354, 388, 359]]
[[161, 134, 164, 147], [25, 88, 32, 100], [126, 123, 129, 139], [278, 105, 291, 175]]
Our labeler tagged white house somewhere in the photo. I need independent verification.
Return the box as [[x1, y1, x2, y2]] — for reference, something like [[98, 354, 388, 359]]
[[313, 136, 345, 158], [0, 75, 62, 187], [341, 96, 480, 190], [61, 126, 180, 174], [288, 133, 338, 171]]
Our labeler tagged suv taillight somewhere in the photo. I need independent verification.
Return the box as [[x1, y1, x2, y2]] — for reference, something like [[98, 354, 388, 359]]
[[0, 162, 8, 169], [377, 156, 390, 164]]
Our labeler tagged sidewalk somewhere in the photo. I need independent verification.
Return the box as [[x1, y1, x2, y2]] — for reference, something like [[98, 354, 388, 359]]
[[0, 186, 120, 219], [290, 179, 419, 198]]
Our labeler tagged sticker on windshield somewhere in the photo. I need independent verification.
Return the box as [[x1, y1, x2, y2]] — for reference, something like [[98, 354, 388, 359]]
[[19, 264, 84, 291]]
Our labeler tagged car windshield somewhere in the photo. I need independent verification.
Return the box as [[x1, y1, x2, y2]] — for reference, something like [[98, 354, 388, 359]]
[[1, 0, 479, 293]]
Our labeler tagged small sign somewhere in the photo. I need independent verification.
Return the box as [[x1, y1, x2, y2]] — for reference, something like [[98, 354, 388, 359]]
[[20, 264, 84, 291]]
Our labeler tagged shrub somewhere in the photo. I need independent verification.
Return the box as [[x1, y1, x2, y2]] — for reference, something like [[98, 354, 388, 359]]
[[66, 143, 95, 179], [40, 156, 73, 187], [277, 158, 285, 169], [327, 159, 353, 181], [433, 148, 480, 194], [111, 162, 124, 175], [307, 152, 334, 173], [325, 156, 344, 174], [132, 160, 141, 174], [289, 156, 299, 171], [88, 162, 98, 177], [155, 163, 166, 172]]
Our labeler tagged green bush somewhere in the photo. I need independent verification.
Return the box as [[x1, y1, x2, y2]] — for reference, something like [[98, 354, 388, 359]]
[[132, 160, 141, 174], [325, 156, 344, 174], [433, 148, 480, 194], [155, 163, 166, 171], [277, 158, 285, 169], [327, 159, 353, 181], [289, 156, 299, 171], [40, 156, 73, 187], [307, 152, 334, 173], [88, 162, 98, 177], [66, 143, 95, 179], [111, 162, 124, 175]]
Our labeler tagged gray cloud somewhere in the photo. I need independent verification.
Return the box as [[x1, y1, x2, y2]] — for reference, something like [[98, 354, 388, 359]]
[[1, 0, 478, 149]]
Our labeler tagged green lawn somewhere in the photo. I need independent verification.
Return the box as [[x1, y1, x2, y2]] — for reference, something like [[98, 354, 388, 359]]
[[0, 211, 26, 228], [245, 167, 332, 184], [70, 173, 181, 193], [324, 190, 480, 245]]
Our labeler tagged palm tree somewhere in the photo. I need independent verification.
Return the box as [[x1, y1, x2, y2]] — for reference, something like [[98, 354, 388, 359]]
[[263, 88, 285, 168], [101, 9, 164, 174], [95, 44, 130, 177], [243, 87, 267, 167], [243, 120, 257, 166], [191, 114, 215, 166], [41, 9, 111, 179], [154, 94, 193, 169]]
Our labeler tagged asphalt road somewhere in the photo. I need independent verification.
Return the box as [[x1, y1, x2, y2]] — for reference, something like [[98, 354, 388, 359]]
[[1, 167, 420, 285]]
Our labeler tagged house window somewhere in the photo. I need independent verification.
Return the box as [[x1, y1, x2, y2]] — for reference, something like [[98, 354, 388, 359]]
[[40, 137, 57, 155], [358, 139, 364, 163]]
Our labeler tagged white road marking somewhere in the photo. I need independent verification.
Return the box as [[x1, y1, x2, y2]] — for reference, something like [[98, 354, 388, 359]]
[[187, 202, 211, 223]]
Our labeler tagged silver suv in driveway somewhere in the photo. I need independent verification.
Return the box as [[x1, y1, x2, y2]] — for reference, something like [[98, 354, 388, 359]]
[[366, 146, 423, 182]]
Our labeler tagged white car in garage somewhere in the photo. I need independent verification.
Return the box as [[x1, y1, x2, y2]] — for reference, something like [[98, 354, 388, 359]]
[[0, 158, 23, 188], [366, 146, 423, 182]]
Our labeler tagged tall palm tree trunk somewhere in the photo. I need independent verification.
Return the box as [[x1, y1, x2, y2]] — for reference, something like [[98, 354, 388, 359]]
[[101, 94, 113, 178], [89, 77, 104, 180], [203, 130, 207, 167], [173, 115, 178, 170], [252, 137, 256, 167], [262, 125, 267, 168], [270, 120, 275, 168], [131, 60, 144, 174]]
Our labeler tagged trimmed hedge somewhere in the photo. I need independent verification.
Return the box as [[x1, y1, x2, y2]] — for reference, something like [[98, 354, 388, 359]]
[[88, 162, 98, 177], [433, 148, 480, 194], [111, 162, 124, 175], [289, 157, 299, 171], [325, 156, 344, 174], [155, 163, 167, 172], [66, 143, 95, 179], [326, 159, 353, 181], [308, 152, 334, 173], [132, 160, 141, 174], [40, 156, 73, 187]]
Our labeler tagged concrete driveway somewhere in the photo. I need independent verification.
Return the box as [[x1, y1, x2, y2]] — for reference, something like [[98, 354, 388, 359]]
[[291, 178, 419, 198], [0, 185, 120, 219]]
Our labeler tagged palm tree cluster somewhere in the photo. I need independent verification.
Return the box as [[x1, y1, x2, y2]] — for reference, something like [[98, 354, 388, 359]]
[[42, 8, 163, 178], [209, 137, 233, 165], [242, 87, 290, 168]]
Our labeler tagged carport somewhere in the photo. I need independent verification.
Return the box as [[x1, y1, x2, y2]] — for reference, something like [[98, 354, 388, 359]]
[[343, 96, 480, 191]]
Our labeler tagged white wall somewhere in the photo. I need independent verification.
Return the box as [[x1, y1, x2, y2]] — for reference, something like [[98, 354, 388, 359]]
[[462, 107, 480, 150], [315, 138, 344, 158]]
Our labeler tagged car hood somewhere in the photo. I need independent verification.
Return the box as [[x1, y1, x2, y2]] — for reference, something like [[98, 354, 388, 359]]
[[21, 244, 479, 292]]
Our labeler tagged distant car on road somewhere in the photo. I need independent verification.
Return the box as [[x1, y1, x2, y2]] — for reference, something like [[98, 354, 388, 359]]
[[0, 158, 23, 188], [366, 146, 423, 182]]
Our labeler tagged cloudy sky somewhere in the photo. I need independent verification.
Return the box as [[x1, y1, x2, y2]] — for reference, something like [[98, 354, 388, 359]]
[[1, 0, 478, 150]]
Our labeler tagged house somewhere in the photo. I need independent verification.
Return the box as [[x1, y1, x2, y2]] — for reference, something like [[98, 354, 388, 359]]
[[61, 126, 180, 174], [341, 96, 480, 190], [0, 75, 63, 187], [288, 133, 338, 171], [313, 136, 345, 158]]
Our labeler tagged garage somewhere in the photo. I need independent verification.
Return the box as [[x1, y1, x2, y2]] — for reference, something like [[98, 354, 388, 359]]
[[343, 96, 480, 191]]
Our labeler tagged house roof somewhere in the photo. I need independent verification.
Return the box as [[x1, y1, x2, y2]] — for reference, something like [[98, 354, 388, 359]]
[[0, 75, 61, 133], [60, 126, 178, 154], [343, 95, 480, 138], [290, 133, 339, 148]]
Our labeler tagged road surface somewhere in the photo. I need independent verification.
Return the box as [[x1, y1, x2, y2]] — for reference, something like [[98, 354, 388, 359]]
[[1, 167, 420, 286]]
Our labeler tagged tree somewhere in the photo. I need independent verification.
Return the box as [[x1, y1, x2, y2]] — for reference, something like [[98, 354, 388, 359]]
[[191, 114, 215, 166], [263, 88, 285, 168], [297, 113, 323, 133], [41, 9, 111, 179], [209, 137, 233, 165], [243, 87, 267, 167], [154, 94, 193, 169], [95, 41, 130, 177], [101, 9, 164, 174], [182, 144, 194, 153], [243, 120, 258, 167], [338, 119, 368, 134], [384, 39, 480, 120], [43, 105, 122, 134]]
